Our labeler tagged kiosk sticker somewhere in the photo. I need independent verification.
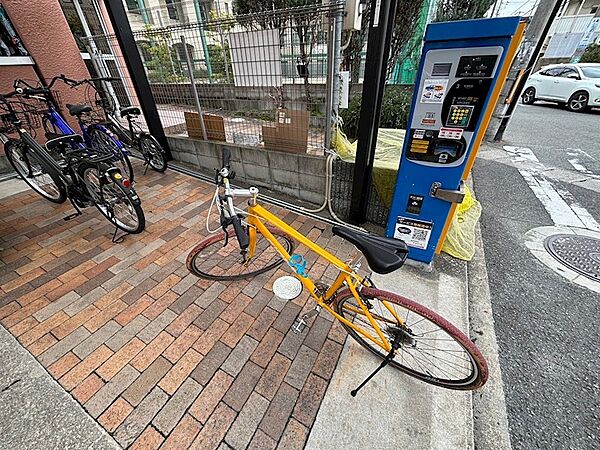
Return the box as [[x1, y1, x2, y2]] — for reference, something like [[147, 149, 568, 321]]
[[394, 217, 433, 250], [420, 79, 448, 103], [439, 127, 463, 139], [421, 112, 436, 126]]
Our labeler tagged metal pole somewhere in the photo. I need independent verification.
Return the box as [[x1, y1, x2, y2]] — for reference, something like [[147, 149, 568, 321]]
[[219, 25, 231, 83], [181, 35, 207, 140], [349, 0, 399, 224], [332, 1, 343, 118], [103, 0, 171, 158], [73, 0, 121, 110], [323, 13, 335, 151], [493, 0, 563, 141]]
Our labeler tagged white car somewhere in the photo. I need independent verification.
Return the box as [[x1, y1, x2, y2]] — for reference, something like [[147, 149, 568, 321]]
[[522, 63, 600, 112]]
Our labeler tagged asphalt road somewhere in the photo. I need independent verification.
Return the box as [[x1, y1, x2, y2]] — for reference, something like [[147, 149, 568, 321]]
[[474, 103, 600, 449]]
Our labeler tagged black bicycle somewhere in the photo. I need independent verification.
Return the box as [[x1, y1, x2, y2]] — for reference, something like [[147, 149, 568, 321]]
[[59, 75, 168, 175], [0, 88, 145, 236]]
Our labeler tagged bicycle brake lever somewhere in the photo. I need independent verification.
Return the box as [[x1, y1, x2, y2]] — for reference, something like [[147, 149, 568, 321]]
[[223, 227, 229, 247]]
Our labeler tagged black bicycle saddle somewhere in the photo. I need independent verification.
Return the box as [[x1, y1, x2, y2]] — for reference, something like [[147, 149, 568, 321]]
[[332, 226, 409, 274], [66, 103, 92, 116]]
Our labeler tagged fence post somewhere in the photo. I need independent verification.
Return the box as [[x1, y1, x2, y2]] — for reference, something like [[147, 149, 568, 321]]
[[323, 14, 335, 151], [332, 2, 343, 118], [181, 35, 208, 141], [103, 0, 172, 159], [349, 0, 399, 224], [324, 2, 344, 151]]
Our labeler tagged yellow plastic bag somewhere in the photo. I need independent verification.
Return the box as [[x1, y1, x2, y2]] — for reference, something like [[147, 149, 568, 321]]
[[332, 127, 405, 207], [441, 185, 482, 261]]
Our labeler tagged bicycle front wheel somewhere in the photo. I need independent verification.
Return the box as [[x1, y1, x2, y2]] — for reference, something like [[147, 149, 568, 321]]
[[187, 227, 293, 281], [5, 139, 67, 203], [139, 135, 167, 172], [88, 127, 134, 182], [335, 287, 488, 390], [81, 164, 145, 234]]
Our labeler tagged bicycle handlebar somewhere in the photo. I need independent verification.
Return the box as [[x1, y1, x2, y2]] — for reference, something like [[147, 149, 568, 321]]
[[52, 74, 119, 89]]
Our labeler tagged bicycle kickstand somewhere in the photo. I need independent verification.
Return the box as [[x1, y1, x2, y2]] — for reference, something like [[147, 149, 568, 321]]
[[350, 333, 402, 397], [292, 306, 321, 334], [63, 199, 83, 221]]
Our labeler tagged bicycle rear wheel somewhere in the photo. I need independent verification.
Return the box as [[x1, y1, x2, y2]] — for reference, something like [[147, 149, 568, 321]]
[[4, 139, 67, 203], [139, 135, 167, 172], [335, 287, 488, 390], [80, 164, 145, 234], [88, 127, 134, 182], [187, 227, 293, 281]]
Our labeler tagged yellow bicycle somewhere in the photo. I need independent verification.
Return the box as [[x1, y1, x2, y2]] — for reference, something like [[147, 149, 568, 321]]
[[187, 149, 488, 394]]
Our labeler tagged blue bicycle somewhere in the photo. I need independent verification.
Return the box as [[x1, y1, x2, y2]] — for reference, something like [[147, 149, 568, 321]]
[[14, 76, 135, 182]]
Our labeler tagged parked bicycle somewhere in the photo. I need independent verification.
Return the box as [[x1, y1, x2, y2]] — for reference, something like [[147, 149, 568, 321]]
[[0, 88, 145, 236], [13, 77, 135, 182], [187, 149, 488, 395], [58, 75, 167, 175]]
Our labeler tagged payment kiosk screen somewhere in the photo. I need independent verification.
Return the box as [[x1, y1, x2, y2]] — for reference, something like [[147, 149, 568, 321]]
[[432, 63, 452, 76]]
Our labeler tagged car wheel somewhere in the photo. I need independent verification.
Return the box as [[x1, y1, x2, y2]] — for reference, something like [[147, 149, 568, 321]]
[[522, 87, 536, 105], [567, 91, 589, 112]]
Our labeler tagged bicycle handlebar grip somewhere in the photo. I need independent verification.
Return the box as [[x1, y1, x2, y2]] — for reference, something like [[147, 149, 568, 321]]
[[91, 77, 119, 82], [22, 87, 50, 96], [231, 216, 249, 250], [222, 147, 231, 168]]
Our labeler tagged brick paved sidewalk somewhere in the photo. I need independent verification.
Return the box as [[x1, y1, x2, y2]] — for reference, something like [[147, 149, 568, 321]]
[[0, 164, 356, 449]]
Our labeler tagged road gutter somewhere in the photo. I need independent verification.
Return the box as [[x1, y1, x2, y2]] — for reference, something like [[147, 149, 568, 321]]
[[468, 221, 512, 450]]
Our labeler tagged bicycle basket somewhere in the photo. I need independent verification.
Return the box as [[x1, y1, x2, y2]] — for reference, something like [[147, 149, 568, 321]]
[[53, 82, 109, 123], [0, 98, 43, 135]]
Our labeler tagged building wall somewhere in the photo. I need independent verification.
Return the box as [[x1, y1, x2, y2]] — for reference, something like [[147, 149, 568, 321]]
[[2, 0, 89, 127], [564, 0, 598, 16]]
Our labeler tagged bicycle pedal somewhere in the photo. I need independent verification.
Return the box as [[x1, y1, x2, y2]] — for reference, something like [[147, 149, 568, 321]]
[[292, 318, 308, 334], [63, 212, 81, 221]]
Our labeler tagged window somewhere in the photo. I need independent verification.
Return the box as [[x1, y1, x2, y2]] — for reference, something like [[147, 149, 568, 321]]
[[126, 0, 142, 14], [0, 5, 28, 56], [165, 0, 179, 20], [581, 66, 600, 78], [540, 67, 563, 76], [558, 68, 579, 79]]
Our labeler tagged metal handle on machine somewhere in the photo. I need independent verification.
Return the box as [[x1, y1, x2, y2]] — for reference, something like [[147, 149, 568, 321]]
[[430, 180, 466, 203]]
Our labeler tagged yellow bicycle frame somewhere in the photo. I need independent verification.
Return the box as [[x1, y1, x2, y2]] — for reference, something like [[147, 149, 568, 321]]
[[245, 203, 402, 352]]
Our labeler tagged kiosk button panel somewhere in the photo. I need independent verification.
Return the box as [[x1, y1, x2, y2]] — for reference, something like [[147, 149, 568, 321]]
[[447, 105, 474, 127]]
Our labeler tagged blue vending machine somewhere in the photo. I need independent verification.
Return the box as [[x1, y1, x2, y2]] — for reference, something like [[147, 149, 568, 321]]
[[386, 17, 525, 263]]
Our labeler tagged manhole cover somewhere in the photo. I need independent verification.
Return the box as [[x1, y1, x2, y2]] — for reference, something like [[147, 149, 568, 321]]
[[544, 234, 600, 282]]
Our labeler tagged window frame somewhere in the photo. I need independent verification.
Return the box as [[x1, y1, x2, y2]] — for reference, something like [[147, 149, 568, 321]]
[[125, 0, 142, 15], [165, 0, 179, 20]]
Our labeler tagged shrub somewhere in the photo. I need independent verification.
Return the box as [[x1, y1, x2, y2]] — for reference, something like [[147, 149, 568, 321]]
[[580, 44, 600, 63], [340, 86, 413, 140]]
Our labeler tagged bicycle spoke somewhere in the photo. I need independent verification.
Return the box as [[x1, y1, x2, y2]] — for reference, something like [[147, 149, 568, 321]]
[[336, 289, 484, 388]]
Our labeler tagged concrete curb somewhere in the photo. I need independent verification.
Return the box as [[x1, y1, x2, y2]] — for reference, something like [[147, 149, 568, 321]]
[[468, 223, 512, 450], [306, 254, 474, 450], [0, 325, 121, 450]]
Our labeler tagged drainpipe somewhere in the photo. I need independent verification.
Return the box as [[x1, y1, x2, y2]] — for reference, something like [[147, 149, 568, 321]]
[[137, 0, 150, 25], [193, 0, 213, 82]]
